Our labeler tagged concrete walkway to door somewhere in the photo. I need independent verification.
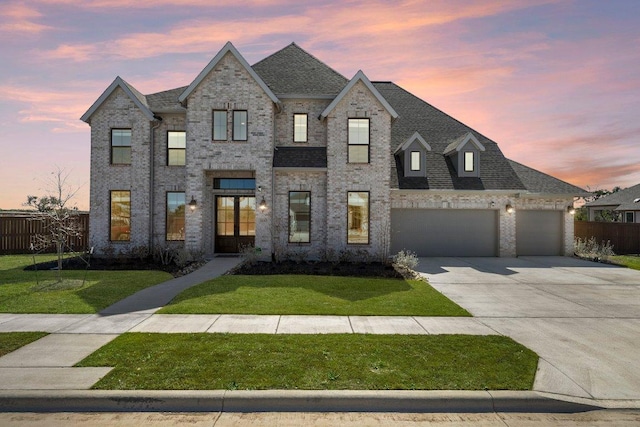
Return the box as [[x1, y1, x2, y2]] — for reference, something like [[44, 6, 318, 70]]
[[416, 256, 640, 403]]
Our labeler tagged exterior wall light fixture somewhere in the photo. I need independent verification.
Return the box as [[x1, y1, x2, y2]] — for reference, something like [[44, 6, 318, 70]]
[[259, 197, 267, 212], [506, 204, 514, 214], [567, 206, 576, 215], [189, 196, 197, 211]]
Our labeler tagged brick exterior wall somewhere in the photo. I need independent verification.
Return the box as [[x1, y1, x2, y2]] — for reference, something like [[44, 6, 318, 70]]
[[325, 80, 392, 260], [88, 87, 152, 254], [275, 99, 330, 146]]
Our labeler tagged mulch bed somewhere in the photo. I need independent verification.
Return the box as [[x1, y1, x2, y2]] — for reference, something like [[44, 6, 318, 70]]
[[231, 260, 403, 278], [24, 256, 185, 276]]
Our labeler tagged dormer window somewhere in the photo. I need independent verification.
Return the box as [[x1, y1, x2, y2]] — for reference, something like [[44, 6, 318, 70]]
[[410, 151, 421, 171], [464, 151, 474, 172], [443, 132, 485, 178], [394, 132, 431, 177]]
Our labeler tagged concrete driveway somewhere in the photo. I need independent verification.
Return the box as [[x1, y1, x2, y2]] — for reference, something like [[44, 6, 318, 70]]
[[416, 256, 640, 402]]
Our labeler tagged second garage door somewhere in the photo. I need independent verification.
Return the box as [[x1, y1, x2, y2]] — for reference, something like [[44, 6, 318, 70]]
[[516, 210, 563, 256], [391, 209, 498, 257]]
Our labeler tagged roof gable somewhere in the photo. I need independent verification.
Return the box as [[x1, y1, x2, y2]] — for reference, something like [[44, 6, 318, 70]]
[[178, 41, 279, 104], [394, 131, 431, 154], [320, 70, 398, 120], [252, 43, 348, 97], [80, 76, 155, 123], [443, 132, 485, 156]]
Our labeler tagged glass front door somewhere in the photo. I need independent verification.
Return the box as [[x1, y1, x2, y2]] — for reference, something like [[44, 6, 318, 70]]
[[215, 196, 256, 253]]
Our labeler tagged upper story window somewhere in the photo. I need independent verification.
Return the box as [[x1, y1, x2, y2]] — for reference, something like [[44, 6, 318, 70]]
[[464, 151, 475, 172], [410, 151, 421, 171], [294, 114, 307, 143], [212, 110, 227, 141], [233, 110, 247, 141], [348, 118, 369, 163], [111, 129, 131, 165], [167, 131, 186, 166]]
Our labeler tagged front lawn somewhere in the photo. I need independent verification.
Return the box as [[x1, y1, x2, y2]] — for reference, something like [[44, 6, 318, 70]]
[[78, 333, 537, 390], [160, 275, 469, 316], [608, 255, 640, 271], [0, 255, 173, 313], [0, 332, 48, 357]]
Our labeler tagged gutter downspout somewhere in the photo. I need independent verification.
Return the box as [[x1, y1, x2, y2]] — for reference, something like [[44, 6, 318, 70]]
[[149, 116, 163, 250]]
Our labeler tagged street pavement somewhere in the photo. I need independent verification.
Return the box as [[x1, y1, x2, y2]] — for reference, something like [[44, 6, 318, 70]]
[[0, 255, 639, 413]]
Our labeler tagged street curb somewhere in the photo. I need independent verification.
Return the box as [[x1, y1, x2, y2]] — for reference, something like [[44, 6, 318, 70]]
[[0, 390, 603, 413]]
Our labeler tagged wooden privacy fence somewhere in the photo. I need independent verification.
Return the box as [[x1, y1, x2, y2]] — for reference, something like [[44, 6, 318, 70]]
[[0, 212, 89, 255], [574, 221, 640, 255]]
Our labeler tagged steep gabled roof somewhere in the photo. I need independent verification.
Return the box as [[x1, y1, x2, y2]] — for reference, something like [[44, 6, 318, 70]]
[[394, 131, 431, 154], [321, 71, 398, 120], [585, 183, 640, 209], [253, 43, 348, 97], [508, 160, 588, 196], [443, 132, 485, 156], [374, 81, 525, 191], [147, 86, 188, 113], [80, 76, 155, 123], [179, 41, 279, 104]]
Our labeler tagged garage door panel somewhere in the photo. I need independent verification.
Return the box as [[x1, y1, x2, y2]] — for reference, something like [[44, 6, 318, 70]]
[[516, 210, 563, 256], [391, 209, 498, 257]]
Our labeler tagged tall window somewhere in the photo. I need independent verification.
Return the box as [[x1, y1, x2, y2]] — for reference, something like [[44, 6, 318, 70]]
[[110, 191, 130, 241], [347, 192, 369, 244], [294, 114, 307, 142], [348, 118, 369, 163], [464, 151, 475, 172], [167, 131, 186, 166], [111, 129, 131, 165], [289, 191, 310, 243], [166, 192, 185, 241], [233, 110, 247, 141], [212, 110, 227, 140], [410, 151, 421, 171]]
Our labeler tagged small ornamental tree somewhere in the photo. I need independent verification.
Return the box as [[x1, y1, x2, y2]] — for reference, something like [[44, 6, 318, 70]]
[[25, 168, 83, 282]]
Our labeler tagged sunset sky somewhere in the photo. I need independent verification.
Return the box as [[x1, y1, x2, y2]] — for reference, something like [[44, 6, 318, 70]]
[[1, 0, 639, 210]]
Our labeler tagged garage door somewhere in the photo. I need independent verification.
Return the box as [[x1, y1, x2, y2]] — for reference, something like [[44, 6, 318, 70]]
[[391, 209, 498, 257], [516, 210, 563, 256]]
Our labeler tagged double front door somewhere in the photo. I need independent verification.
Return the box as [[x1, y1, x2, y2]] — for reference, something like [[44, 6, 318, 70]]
[[215, 196, 256, 253]]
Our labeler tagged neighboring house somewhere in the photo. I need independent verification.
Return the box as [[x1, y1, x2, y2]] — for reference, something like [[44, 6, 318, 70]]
[[80, 42, 586, 259], [585, 184, 640, 223]]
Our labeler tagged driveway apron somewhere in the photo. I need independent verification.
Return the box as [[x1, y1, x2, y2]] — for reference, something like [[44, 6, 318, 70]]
[[417, 256, 640, 400]]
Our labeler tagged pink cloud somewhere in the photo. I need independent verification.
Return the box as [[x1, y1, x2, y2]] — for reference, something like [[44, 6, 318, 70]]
[[0, 3, 53, 34]]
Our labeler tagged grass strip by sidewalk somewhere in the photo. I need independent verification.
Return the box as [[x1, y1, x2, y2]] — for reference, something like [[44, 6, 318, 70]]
[[608, 255, 640, 271], [0, 255, 172, 314], [160, 275, 470, 316], [77, 333, 537, 391], [0, 332, 48, 357]]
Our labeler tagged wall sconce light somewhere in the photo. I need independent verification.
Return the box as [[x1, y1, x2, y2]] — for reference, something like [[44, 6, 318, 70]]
[[189, 196, 197, 211], [259, 197, 267, 212], [567, 206, 576, 215], [506, 204, 514, 214]]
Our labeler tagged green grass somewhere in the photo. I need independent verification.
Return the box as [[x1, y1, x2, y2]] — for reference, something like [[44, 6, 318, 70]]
[[159, 275, 469, 316], [0, 332, 48, 357], [0, 254, 173, 313], [608, 255, 640, 271], [77, 333, 537, 391]]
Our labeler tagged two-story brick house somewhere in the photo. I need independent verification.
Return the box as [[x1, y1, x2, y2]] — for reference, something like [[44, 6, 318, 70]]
[[81, 42, 586, 260]]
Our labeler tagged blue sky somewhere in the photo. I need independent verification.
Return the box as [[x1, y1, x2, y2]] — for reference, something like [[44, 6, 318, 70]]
[[1, 0, 639, 209]]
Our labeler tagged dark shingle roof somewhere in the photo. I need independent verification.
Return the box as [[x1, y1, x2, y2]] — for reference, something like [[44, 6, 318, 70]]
[[253, 43, 348, 96], [273, 146, 327, 168], [586, 183, 640, 209], [508, 160, 588, 195], [147, 86, 188, 112], [373, 82, 526, 191]]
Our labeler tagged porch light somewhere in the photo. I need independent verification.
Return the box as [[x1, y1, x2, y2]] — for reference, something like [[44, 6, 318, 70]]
[[506, 204, 514, 214], [259, 197, 267, 212], [567, 206, 576, 215], [189, 196, 197, 211]]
